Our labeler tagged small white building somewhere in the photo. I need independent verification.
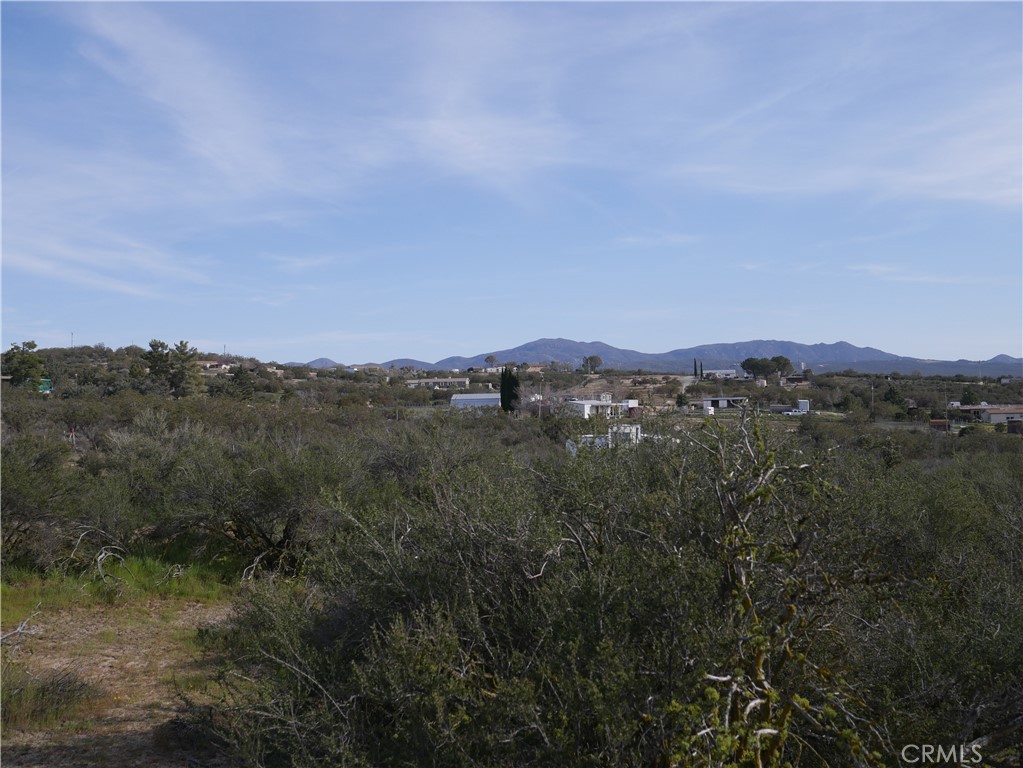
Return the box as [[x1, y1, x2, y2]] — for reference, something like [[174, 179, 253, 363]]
[[980, 405, 1023, 425], [702, 396, 749, 410], [564, 393, 639, 419], [450, 393, 502, 409], [703, 369, 739, 379]]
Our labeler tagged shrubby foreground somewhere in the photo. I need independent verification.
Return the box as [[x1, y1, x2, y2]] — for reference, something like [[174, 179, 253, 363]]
[[2, 391, 1021, 766]]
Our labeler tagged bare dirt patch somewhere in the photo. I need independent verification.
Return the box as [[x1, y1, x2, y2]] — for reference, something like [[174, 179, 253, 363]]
[[2, 599, 231, 767]]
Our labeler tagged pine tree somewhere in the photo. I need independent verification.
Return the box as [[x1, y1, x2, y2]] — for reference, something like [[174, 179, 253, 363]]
[[1, 341, 45, 387], [142, 339, 172, 381], [168, 340, 203, 398]]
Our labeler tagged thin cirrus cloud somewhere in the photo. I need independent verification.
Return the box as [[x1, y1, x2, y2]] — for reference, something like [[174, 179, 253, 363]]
[[395, 5, 577, 192], [267, 255, 338, 274], [4, 250, 157, 299], [649, 8, 1021, 207], [47, 3, 1023, 218], [75, 4, 281, 191], [3, 142, 215, 297], [615, 233, 700, 248], [666, 82, 1020, 206], [847, 264, 991, 287]]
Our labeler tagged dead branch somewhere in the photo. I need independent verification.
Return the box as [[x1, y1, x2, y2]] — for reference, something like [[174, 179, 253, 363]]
[[1, 604, 42, 648]]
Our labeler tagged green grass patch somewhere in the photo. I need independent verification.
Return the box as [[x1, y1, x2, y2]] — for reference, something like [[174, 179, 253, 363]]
[[0, 570, 90, 627], [1, 556, 235, 629], [1, 661, 105, 731], [99, 555, 235, 602], [161, 669, 214, 694]]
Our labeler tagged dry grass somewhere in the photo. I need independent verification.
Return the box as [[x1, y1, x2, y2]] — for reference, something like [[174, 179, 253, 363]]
[[1, 595, 232, 767], [1, 663, 105, 731]]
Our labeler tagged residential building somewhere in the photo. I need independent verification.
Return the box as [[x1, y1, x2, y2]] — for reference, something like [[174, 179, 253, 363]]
[[953, 403, 1023, 425], [702, 396, 749, 410], [563, 393, 639, 419], [979, 405, 1023, 425]]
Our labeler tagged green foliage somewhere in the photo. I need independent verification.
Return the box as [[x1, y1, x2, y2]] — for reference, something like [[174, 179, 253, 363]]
[[141, 339, 172, 381], [883, 384, 906, 407], [500, 366, 520, 412], [3, 374, 1021, 766], [1, 434, 77, 568], [200, 415, 961, 766], [740, 357, 778, 378], [1, 555, 234, 623], [2, 341, 46, 388], [737, 356, 793, 379], [770, 354, 794, 375], [1, 662, 102, 731], [140, 339, 204, 398]]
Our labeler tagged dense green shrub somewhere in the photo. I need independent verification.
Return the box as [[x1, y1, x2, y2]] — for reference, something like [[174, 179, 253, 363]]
[[200, 414, 1023, 766], [3, 385, 1020, 766]]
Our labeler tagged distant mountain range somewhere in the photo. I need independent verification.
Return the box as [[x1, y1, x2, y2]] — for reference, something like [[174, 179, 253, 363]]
[[287, 338, 1023, 377]]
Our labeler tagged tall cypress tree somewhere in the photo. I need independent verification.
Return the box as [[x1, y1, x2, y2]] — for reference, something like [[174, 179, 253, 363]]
[[500, 366, 520, 412]]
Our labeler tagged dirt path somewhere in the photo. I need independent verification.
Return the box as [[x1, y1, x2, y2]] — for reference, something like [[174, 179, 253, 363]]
[[2, 599, 231, 767]]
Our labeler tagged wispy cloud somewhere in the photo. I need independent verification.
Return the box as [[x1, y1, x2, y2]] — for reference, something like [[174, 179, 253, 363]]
[[4, 250, 156, 298], [615, 233, 699, 248], [654, 9, 1022, 207], [267, 255, 337, 273], [407, 113, 572, 187], [3, 141, 214, 297], [848, 264, 990, 286], [397, 5, 577, 193], [76, 4, 280, 190]]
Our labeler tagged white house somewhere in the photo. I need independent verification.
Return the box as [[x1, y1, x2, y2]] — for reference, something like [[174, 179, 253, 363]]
[[979, 405, 1023, 425], [703, 369, 740, 379], [563, 394, 639, 419]]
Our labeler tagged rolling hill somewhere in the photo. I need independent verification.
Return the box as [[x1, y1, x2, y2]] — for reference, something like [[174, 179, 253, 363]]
[[287, 339, 1021, 377]]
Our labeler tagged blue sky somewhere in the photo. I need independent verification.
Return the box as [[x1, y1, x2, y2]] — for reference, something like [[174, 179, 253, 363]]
[[3, 2, 1021, 365]]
